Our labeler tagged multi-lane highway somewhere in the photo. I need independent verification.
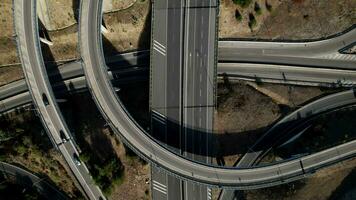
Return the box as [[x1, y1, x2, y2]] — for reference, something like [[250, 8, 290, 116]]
[[78, 0, 356, 190], [0, 161, 69, 200], [151, 0, 217, 199], [13, 1, 105, 199]]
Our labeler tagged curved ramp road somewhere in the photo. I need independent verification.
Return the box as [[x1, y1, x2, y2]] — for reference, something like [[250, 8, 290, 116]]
[[80, 0, 356, 188], [13, 0, 105, 199], [0, 162, 69, 200], [219, 27, 356, 69]]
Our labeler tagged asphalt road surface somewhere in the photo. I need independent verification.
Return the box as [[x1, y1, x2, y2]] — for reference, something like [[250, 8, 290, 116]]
[[13, 1, 105, 199]]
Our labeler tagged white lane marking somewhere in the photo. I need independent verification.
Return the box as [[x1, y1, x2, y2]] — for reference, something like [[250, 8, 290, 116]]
[[153, 180, 167, 194], [207, 187, 212, 200], [153, 46, 166, 56], [153, 42, 166, 54], [154, 40, 166, 50]]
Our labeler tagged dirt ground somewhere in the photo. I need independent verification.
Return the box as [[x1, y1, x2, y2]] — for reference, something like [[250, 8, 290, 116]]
[[111, 0, 137, 11], [0, 65, 23, 86], [108, 135, 151, 200], [46, 0, 77, 30], [219, 0, 356, 39], [214, 80, 327, 166], [0, 0, 20, 66], [44, 25, 79, 62], [103, 0, 151, 55], [244, 157, 356, 200]]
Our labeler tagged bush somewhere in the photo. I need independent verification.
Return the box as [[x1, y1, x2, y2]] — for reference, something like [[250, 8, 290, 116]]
[[248, 13, 257, 29], [235, 9, 242, 21], [266, 1, 272, 12], [93, 157, 125, 196], [254, 2, 262, 15], [15, 144, 27, 155], [232, 0, 252, 8]]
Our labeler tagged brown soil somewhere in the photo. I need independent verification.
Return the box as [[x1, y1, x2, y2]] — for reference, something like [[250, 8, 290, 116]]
[[46, 0, 77, 30], [45, 25, 79, 62], [220, 0, 356, 39], [214, 80, 280, 166], [0, 65, 23, 86], [244, 157, 356, 200], [111, 0, 137, 11], [108, 134, 150, 200], [214, 80, 328, 167], [103, 0, 151, 55], [0, 0, 20, 65]]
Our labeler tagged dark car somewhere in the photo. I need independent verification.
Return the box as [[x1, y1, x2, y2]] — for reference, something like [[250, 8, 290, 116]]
[[42, 93, 49, 106], [59, 130, 68, 143], [73, 153, 81, 166]]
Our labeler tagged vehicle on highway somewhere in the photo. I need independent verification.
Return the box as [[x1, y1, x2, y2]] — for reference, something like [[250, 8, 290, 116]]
[[59, 130, 69, 143], [73, 153, 81, 166], [42, 93, 49, 106]]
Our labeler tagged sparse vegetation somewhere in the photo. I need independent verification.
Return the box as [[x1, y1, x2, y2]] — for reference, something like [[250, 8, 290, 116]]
[[254, 2, 262, 15], [232, 0, 252, 8], [235, 9, 242, 21], [248, 13, 257, 29], [0, 110, 82, 198], [265, 0, 272, 12], [92, 157, 125, 196]]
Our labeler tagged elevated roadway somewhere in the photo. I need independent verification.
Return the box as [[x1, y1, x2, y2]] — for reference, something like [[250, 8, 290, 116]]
[[80, 0, 356, 189], [13, 0, 105, 199]]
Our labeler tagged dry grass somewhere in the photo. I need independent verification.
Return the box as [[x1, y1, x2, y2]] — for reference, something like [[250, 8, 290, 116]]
[[103, 0, 151, 55], [245, 158, 356, 200], [0, 65, 23, 87], [220, 0, 356, 39], [0, 0, 20, 65], [111, 0, 137, 10], [214, 80, 329, 167], [1, 111, 81, 199]]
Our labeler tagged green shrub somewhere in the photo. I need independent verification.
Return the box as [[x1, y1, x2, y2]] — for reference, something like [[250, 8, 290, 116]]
[[248, 13, 257, 29], [254, 2, 262, 15], [266, 1, 272, 12], [235, 9, 242, 21], [232, 0, 252, 8]]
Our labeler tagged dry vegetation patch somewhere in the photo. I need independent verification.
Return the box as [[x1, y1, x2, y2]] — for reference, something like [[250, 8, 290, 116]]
[[220, 0, 356, 39], [0, 0, 20, 65]]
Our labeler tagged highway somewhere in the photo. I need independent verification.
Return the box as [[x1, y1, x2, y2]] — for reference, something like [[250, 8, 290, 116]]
[[150, 0, 217, 199], [219, 27, 356, 69], [0, 161, 69, 200], [13, 1, 105, 199], [79, 0, 356, 190]]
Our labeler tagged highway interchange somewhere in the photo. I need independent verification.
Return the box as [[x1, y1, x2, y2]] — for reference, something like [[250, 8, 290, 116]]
[[3, 0, 356, 199]]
